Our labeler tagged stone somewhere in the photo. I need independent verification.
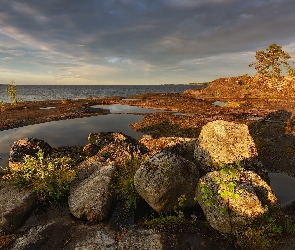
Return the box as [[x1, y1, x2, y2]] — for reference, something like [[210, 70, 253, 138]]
[[194, 120, 268, 180], [0, 178, 37, 232], [88, 132, 138, 148], [139, 136, 196, 161], [82, 143, 100, 156], [134, 150, 199, 213], [196, 170, 281, 233], [9, 137, 52, 170], [68, 162, 115, 221], [118, 227, 162, 250], [11, 220, 116, 250]]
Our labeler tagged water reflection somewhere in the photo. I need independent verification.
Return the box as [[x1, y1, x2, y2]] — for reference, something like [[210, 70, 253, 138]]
[[91, 104, 166, 114], [0, 114, 144, 168], [269, 173, 295, 206]]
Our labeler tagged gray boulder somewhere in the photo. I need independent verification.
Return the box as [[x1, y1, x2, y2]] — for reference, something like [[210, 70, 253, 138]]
[[196, 169, 281, 233], [134, 150, 199, 213], [11, 220, 116, 250], [68, 160, 115, 221], [194, 120, 268, 180], [0, 178, 36, 232]]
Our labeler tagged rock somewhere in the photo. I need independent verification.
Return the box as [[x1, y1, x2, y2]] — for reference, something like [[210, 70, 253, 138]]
[[86, 132, 146, 163], [68, 161, 115, 221], [82, 143, 100, 156], [9, 138, 52, 170], [134, 150, 199, 213], [11, 220, 116, 250], [97, 140, 143, 163], [196, 169, 281, 233], [194, 120, 268, 180], [0, 178, 37, 232], [88, 132, 137, 148], [118, 227, 162, 250], [139, 135, 196, 161]]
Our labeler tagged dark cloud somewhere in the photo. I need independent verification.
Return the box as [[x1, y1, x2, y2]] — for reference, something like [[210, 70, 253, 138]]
[[0, 0, 294, 84]]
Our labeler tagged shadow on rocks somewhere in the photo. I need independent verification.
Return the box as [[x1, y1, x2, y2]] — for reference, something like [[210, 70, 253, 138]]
[[248, 110, 295, 177]]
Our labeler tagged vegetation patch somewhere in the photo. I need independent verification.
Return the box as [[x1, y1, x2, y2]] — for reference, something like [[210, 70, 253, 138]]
[[3, 149, 76, 202], [112, 156, 146, 221]]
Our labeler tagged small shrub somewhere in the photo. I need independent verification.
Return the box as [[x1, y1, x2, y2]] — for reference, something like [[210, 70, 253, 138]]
[[6, 81, 22, 105], [0, 100, 5, 112], [3, 149, 76, 202], [144, 194, 188, 228], [112, 156, 146, 221]]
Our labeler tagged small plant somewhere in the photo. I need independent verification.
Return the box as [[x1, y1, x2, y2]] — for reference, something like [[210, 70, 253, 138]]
[[6, 81, 22, 105], [214, 89, 221, 97], [144, 194, 188, 228], [112, 156, 145, 221], [0, 100, 5, 112], [3, 149, 76, 202]]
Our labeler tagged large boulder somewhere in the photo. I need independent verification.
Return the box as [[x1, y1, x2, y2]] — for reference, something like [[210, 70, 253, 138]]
[[194, 120, 268, 180], [68, 159, 115, 221], [134, 150, 199, 213], [9, 137, 52, 170], [196, 169, 281, 234], [0, 178, 37, 232]]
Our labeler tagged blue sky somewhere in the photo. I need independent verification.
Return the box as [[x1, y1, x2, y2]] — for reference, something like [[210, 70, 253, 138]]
[[0, 0, 295, 85]]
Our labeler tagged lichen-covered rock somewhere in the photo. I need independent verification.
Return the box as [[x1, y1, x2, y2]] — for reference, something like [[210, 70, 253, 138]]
[[9, 137, 52, 170], [134, 151, 199, 213], [68, 162, 115, 221], [139, 135, 196, 161], [196, 170, 281, 234], [0, 178, 37, 232], [87, 132, 146, 163], [194, 120, 268, 180], [88, 132, 137, 148]]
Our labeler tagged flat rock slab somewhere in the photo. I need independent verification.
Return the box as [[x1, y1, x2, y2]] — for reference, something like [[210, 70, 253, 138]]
[[0, 178, 36, 232]]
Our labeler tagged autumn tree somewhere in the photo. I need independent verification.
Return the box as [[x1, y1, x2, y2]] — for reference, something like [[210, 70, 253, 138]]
[[249, 43, 291, 83]]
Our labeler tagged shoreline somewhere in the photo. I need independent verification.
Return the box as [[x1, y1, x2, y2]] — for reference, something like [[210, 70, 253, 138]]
[[1, 92, 295, 178]]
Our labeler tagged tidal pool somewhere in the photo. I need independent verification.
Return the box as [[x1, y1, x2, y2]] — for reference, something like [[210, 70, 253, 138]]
[[0, 114, 144, 168], [91, 104, 166, 114]]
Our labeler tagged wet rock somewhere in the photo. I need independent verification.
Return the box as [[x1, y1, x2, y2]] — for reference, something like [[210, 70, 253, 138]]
[[134, 151, 199, 213], [196, 170, 281, 234], [0, 178, 37, 233], [194, 120, 268, 180], [9, 138, 52, 170], [69, 161, 115, 221]]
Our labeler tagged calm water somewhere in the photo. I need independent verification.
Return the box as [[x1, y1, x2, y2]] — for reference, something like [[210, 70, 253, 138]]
[[0, 114, 144, 168], [0, 84, 201, 103]]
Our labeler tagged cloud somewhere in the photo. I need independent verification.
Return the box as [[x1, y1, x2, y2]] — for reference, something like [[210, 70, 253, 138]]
[[0, 0, 295, 84]]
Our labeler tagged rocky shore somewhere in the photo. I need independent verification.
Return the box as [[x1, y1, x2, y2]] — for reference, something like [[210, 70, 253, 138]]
[[1, 75, 295, 249]]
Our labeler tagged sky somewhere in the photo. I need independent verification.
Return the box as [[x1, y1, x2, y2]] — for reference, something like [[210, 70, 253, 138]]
[[0, 0, 295, 85]]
